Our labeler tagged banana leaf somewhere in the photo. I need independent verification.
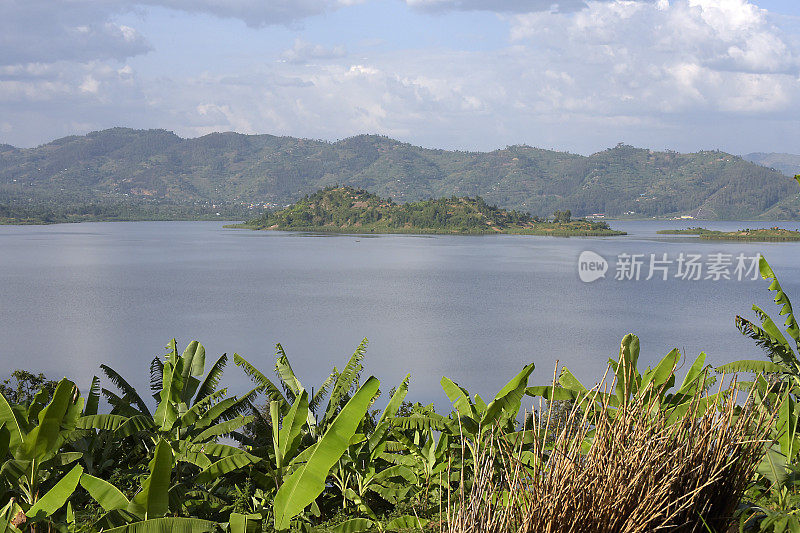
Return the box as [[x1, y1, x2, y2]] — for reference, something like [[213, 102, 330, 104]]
[[273, 376, 380, 530]]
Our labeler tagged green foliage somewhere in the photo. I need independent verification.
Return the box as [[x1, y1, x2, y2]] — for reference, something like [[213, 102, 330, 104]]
[[2, 129, 797, 223], [0, 371, 57, 406], [717, 256, 800, 381], [712, 256, 800, 532], [273, 377, 380, 530], [5, 262, 800, 532], [528, 333, 715, 424], [0, 378, 86, 530], [239, 186, 622, 235], [97, 340, 260, 523], [244, 186, 538, 234], [552, 209, 571, 223]]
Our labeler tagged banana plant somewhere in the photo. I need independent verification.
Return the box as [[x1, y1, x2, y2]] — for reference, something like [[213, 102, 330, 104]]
[[732, 373, 800, 532], [716, 257, 800, 531], [66, 376, 130, 483], [235, 340, 370, 491], [272, 376, 382, 531], [234, 338, 369, 440], [98, 340, 261, 518], [235, 340, 414, 529], [378, 363, 536, 506], [253, 389, 310, 495], [527, 334, 716, 424], [431, 363, 535, 473], [328, 375, 417, 519], [386, 417, 451, 509], [717, 256, 800, 384], [0, 378, 86, 531], [715, 257, 800, 481], [82, 438, 222, 532]]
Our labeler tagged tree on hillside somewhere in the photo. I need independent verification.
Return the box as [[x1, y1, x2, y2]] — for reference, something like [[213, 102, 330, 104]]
[[553, 209, 572, 223]]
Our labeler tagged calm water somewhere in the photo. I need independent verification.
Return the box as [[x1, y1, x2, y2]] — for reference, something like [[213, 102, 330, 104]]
[[1, 220, 799, 407]]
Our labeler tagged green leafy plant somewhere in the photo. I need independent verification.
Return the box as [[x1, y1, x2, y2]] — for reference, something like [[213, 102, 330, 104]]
[[0, 378, 86, 531], [98, 340, 260, 520]]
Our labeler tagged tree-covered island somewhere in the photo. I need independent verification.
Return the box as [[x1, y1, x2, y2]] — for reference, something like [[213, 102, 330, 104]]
[[229, 186, 626, 236], [657, 226, 800, 241]]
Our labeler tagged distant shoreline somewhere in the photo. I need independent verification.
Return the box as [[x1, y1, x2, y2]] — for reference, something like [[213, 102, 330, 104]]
[[657, 227, 800, 242], [226, 222, 626, 237]]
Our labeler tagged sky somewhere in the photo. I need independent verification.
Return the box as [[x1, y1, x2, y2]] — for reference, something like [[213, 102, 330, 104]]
[[2, 0, 800, 155]]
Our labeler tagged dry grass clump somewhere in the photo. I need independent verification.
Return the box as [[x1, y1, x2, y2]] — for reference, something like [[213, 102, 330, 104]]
[[446, 373, 774, 533]]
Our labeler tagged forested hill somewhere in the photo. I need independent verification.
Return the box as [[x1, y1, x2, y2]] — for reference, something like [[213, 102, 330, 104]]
[[1, 127, 798, 220], [236, 186, 623, 235]]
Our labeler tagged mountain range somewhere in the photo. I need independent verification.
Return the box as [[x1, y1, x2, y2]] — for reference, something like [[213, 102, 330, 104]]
[[1, 127, 798, 220]]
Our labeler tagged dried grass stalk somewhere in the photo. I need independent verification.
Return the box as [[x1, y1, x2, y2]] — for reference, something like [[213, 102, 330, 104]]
[[446, 371, 774, 533]]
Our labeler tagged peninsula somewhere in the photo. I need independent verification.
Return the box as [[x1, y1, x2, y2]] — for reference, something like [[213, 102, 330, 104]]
[[230, 186, 626, 236], [657, 227, 800, 241]]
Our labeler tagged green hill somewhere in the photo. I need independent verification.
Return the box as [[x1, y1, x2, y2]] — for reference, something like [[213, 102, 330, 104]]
[[1, 128, 798, 222], [745, 152, 800, 178], [233, 186, 624, 235]]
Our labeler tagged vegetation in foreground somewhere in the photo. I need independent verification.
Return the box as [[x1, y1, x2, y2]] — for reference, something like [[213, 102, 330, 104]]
[[229, 186, 625, 236], [1, 255, 800, 532], [657, 226, 800, 241]]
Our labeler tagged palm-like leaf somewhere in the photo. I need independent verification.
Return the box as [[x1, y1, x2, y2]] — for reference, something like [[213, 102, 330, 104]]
[[716, 360, 786, 376], [275, 345, 303, 404], [736, 315, 799, 371], [194, 354, 227, 405], [760, 256, 800, 351], [101, 364, 151, 417], [149, 357, 164, 395], [101, 389, 144, 417], [728, 258, 800, 383], [84, 376, 101, 416], [233, 353, 286, 405], [212, 387, 261, 423], [309, 370, 338, 415], [324, 338, 368, 424]]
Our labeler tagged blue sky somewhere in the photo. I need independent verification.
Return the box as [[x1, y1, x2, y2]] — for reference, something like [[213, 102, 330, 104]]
[[2, 0, 800, 155]]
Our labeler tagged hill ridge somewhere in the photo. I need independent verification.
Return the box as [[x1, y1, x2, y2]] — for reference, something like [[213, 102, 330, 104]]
[[1, 128, 798, 221]]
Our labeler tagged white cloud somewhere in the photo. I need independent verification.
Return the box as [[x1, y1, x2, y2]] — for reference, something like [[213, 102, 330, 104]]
[[507, 0, 800, 118], [281, 39, 347, 64], [0, 0, 799, 156], [79, 75, 101, 94]]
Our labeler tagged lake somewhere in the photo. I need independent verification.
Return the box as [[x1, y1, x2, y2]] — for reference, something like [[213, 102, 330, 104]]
[[1, 220, 798, 408]]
